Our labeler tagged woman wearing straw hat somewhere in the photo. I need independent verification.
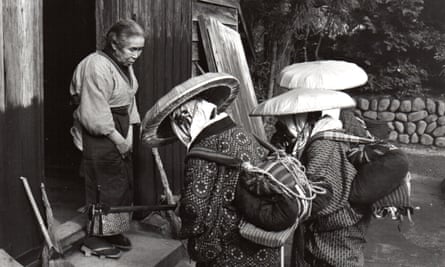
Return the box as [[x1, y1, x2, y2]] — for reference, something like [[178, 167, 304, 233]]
[[251, 88, 372, 267], [141, 73, 280, 266], [69, 19, 145, 258]]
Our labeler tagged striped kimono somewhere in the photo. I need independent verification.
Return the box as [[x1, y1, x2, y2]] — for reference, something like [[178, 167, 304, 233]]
[[301, 138, 371, 267]]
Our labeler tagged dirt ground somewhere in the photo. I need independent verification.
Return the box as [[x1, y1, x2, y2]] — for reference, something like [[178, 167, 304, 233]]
[[365, 146, 445, 267]]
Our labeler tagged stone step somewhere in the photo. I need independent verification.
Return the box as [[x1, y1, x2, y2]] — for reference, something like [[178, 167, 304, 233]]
[[56, 213, 87, 252], [0, 249, 23, 267], [64, 225, 186, 267], [55, 214, 186, 267], [173, 259, 196, 267]]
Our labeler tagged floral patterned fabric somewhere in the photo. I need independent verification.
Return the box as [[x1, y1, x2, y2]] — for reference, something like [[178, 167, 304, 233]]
[[181, 117, 280, 267]]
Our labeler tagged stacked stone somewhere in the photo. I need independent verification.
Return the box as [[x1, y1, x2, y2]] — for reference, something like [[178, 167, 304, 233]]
[[354, 97, 445, 148]]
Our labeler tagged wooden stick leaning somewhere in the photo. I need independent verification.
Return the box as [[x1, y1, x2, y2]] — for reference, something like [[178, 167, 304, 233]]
[[41, 183, 63, 252], [20, 177, 73, 267], [151, 148, 181, 238], [41, 183, 74, 267], [20, 177, 56, 252]]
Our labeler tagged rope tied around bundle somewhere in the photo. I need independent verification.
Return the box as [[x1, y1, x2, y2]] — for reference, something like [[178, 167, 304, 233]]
[[240, 152, 327, 222]]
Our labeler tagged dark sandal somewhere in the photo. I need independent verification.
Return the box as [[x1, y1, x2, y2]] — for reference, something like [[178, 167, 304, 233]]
[[103, 234, 132, 251], [81, 237, 121, 259]]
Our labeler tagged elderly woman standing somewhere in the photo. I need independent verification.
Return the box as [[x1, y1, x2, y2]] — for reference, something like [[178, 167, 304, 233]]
[[141, 73, 280, 267], [252, 88, 371, 267], [70, 19, 145, 258]]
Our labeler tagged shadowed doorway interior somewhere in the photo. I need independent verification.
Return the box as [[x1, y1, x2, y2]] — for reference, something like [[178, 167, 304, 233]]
[[43, 0, 95, 223]]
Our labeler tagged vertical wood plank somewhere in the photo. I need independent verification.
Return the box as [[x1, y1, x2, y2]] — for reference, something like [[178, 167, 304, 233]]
[[2, 0, 44, 261], [171, 0, 186, 184], [198, 16, 217, 71], [193, 1, 238, 27], [133, 0, 160, 207], [198, 0, 239, 8], [4, 0, 43, 108], [0, 0, 3, 113], [153, 0, 167, 203], [162, 0, 174, 188], [0, 0, 5, 249], [199, 17, 267, 139], [95, 0, 104, 49]]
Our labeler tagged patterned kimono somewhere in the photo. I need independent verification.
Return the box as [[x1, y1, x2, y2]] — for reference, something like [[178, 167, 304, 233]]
[[301, 139, 371, 267], [70, 51, 140, 236], [181, 116, 280, 267]]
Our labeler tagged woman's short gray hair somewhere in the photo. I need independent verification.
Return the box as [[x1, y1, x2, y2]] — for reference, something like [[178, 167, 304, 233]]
[[104, 19, 145, 49]]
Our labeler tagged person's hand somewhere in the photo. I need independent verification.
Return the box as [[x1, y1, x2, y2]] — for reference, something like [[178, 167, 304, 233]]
[[108, 129, 131, 158], [125, 125, 133, 150], [116, 141, 131, 158]]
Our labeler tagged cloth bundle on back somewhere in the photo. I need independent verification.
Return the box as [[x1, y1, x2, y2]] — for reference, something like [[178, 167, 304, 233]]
[[186, 134, 326, 248], [309, 130, 412, 220]]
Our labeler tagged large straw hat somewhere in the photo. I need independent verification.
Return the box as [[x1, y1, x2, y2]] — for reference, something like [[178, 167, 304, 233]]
[[250, 88, 356, 116], [279, 60, 368, 90], [141, 72, 240, 147]]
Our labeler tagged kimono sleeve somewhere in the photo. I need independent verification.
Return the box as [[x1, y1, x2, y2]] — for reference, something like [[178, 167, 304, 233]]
[[179, 157, 218, 238], [75, 60, 115, 136]]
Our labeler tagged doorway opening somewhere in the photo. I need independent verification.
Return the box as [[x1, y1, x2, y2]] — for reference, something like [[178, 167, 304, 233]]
[[43, 0, 95, 223]]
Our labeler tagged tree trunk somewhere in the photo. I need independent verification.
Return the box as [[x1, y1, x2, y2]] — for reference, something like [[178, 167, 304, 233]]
[[315, 33, 323, 60], [267, 41, 278, 98]]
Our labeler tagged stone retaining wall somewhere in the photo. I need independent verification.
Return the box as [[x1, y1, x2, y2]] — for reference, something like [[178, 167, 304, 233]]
[[354, 96, 445, 148]]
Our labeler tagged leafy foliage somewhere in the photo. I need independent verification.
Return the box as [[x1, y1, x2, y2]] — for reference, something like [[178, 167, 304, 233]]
[[333, 0, 445, 96], [242, 0, 445, 97]]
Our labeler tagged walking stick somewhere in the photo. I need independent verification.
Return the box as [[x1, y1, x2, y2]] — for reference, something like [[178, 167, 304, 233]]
[[152, 147, 181, 238]]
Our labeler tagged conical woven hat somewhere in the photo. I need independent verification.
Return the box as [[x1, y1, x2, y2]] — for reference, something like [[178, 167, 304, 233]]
[[141, 73, 240, 147], [279, 60, 368, 90], [250, 88, 356, 116]]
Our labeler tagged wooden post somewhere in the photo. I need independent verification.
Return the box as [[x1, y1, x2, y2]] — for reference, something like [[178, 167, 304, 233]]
[[0, 0, 44, 263], [0, 0, 4, 113]]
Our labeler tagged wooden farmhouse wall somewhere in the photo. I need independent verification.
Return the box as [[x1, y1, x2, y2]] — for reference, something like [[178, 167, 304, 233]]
[[192, 0, 239, 76], [191, 0, 266, 139], [95, 0, 192, 208], [0, 0, 45, 265], [0, 0, 244, 264]]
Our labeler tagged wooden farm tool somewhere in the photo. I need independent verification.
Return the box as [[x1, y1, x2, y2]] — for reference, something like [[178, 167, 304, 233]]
[[20, 177, 73, 267], [152, 147, 181, 238]]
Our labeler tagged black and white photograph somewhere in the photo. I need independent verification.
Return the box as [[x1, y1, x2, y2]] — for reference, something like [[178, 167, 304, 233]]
[[1, 0, 445, 266]]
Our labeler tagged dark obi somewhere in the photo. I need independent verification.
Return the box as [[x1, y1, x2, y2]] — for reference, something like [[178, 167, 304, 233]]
[[80, 106, 133, 236]]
